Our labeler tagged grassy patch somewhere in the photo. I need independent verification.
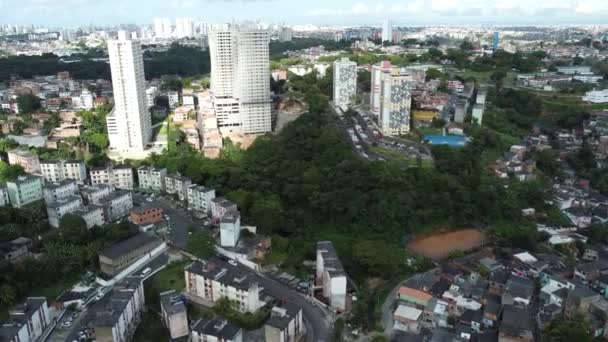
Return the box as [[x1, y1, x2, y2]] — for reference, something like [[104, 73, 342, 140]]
[[371, 146, 432, 169], [148, 261, 188, 293], [132, 310, 170, 342], [417, 127, 443, 136]]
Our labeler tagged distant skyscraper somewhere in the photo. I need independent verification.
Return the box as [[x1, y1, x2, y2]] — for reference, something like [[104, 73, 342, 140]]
[[493, 31, 499, 52], [370, 61, 412, 136], [106, 31, 152, 155], [333, 57, 357, 111], [278, 27, 293, 42], [175, 18, 194, 38], [382, 20, 393, 43], [153, 18, 172, 38], [209, 26, 271, 134]]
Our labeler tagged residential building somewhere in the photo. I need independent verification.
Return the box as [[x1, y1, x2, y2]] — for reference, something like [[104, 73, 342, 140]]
[[332, 57, 357, 111], [98, 233, 161, 276], [476, 89, 487, 105], [503, 275, 535, 307], [209, 26, 271, 134], [7, 149, 40, 174], [0, 187, 8, 206], [165, 173, 192, 201], [130, 206, 163, 226], [188, 185, 216, 214], [557, 66, 592, 74], [153, 18, 172, 39], [472, 104, 484, 125], [100, 190, 133, 222], [146, 86, 159, 107], [393, 305, 422, 333], [278, 27, 293, 42], [160, 290, 189, 340], [0, 237, 33, 264], [191, 317, 242, 342], [0, 297, 50, 342], [137, 166, 167, 192], [499, 305, 533, 342], [43, 179, 78, 203], [370, 61, 413, 135], [220, 210, 241, 247], [264, 302, 304, 342], [185, 259, 264, 312], [382, 20, 393, 42], [564, 285, 601, 318], [167, 91, 179, 108], [85, 276, 145, 342], [583, 89, 608, 104], [90, 166, 134, 190], [82, 184, 115, 205], [46, 195, 83, 228], [175, 18, 194, 38], [6, 175, 44, 208], [397, 286, 433, 308], [454, 99, 468, 123], [316, 241, 347, 311], [72, 205, 106, 229], [106, 31, 152, 156], [211, 197, 237, 221], [40, 160, 87, 183]]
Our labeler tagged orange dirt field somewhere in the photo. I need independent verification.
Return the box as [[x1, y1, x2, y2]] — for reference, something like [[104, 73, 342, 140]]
[[407, 229, 488, 260]]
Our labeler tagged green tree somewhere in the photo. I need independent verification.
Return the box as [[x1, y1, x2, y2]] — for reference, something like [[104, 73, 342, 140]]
[[425, 68, 443, 81], [0, 138, 18, 152], [0, 284, 17, 307], [187, 232, 216, 259], [543, 314, 592, 342], [0, 162, 25, 182], [59, 214, 90, 244], [16, 94, 41, 114]]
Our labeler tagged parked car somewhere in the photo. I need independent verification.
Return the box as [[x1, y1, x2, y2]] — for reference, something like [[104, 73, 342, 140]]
[[141, 267, 152, 275]]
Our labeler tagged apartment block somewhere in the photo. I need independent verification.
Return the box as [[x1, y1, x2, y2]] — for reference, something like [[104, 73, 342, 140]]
[[6, 175, 44, 208], [81, 184, 115, 205], [0, 297, 50, 342], [43, 179, 78, 204], [370, 62, 413, 135], [40, 160, 87, 183], [185, 259, 264, 313], [130, 206, 163, 226], [191, 318, 242, 342], [220, 210, 241, 247], [99, 190, 133, 222], [7, 149, 40, 174], [316, 241, 347, 312], [187, 185, 216, 214], [160, 290, 189, 340], [137, 166, 167, 192], [264, 302, 304, 342], [333, 57, 358, 111], [211, 197, 237, 221], [98, 233, 161, 276], [46, 195, 84, 228], [72, 205, 106, 229], [165, 173, 192, 201], [90, 166, 134, 190], [0, 187, 9, 206]]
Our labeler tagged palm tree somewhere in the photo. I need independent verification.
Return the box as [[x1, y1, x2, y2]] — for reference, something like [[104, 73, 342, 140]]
[[0, 284, 17, 307]]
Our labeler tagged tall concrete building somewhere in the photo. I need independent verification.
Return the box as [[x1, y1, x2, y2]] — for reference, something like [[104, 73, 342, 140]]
[[175, 18, 194, 38], [106, 31, 152, 157], [382, 20, 393, 43], [154, 18, 172, 39], [209, 26, 271, 134], [333, 57, 358, 111], [371, 61, 413, 136]]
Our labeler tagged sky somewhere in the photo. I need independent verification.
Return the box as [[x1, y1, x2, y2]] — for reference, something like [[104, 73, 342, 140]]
[[1, 0, 608, 27]]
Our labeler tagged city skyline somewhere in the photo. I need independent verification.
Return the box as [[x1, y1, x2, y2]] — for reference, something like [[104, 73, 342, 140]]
[[2, 0, 608, 27]]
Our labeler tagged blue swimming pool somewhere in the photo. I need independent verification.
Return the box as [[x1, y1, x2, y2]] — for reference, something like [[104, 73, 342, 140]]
[[424, 135, 468, 147]]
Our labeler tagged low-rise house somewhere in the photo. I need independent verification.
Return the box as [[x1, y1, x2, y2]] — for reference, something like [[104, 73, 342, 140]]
[[499, 305, 533, 342], [483, 298, 501, 328], [187, 185, 216, 215], [191, 317, 242, 342], [160, 290, 189, 340], [185, 259, 264, 313], [502, 275, 534, 307], [46, 195, 83, 228], [7, 149, 40, 174], [130, 206, 163, 226], [264, 302, 304, 342], [489, 270, 510, 295], [0, 297, 50, 342], [422, 298, 449, 328], [393, 305, 422, 333], [137, 166, 167, 192], [100, 190, 133, 222], [564, 285, 601, 318], [165, 173, 192, 201], [84, 276, 145, 342], [90, 165, 134, 190], [316, 241, 347, 312], [43, 179, 78, 204], [397, 286, 433, 309], [0, 237, 33, 264], [574, 260, 608, 282], [98, 233, 161, 276], [6, 175, 44, 208]]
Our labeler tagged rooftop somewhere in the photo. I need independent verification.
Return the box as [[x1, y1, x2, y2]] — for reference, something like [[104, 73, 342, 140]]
[[99, 233, 160, 260], [265, 302, 301, 330], [317, 241, 345, 277], [160, 290, 187, 316], [192, 317, 240, 340], [186, 259, 257, 291]]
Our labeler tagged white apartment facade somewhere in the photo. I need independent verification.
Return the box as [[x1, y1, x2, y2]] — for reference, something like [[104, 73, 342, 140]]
[[583, 89, 608, 103], [43, 179, 78, 204], [7, 150, 40, 174], [371, 62, 413, 136], [316, 241, 347, 312], [137, 166, 167, 192], [6, 176, 44, 208], [382, 20, 393, 42], [209, 26, 271, 134], [187, 185, 216, 214], [264, 304, 304, 342], [0, 187, 10, 206], [165, 174, 192, 201], [106, 31, 152, 156], [185, 260, 263, 313], [72, 205, 106, 229], [333, 57, 358, 111], [100, 190, 134, 222], [220, 211, 241, 247], [82, 184, 115, 205], [46, 195, 84, 228], [154, 18, 172, 39], [90, 166, 134, 190], [160, 290, 189, 340], [0, 297, 51, 342], [40, 160, 87, 183]]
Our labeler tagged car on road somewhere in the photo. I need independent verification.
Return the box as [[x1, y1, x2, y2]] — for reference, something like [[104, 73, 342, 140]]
[[141, 267, 152, 275], [146, 197, 153, 202], [228, 259, 238, 266]]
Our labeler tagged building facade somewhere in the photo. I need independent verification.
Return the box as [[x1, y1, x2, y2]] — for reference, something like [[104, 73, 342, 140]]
[[106, 31, 152, 155], [137, 166, 167, 192], [72, 205, 106, 229], [187, 185, 216, 214], [160, 290, 189, 340], [6, 176, 44, 208], [264, 303, 304, 342], [98, 233, 161, 276], [371, 62, 412, 135], [40, 160, 87, 183], [165, 174, 192, 201], [7, 150, 40, 174], [100, 190, 133, 222], [316, 241, 347, 312], [90, 166, 134, 190], [191, 318, 242, 342], [46, 195, 84, 228], [220, 210, 241, 247], [130, 206, 163, 226], [333, 58, 357, 111], [0, 297, 50, 342], [43, 179, 78, 204]]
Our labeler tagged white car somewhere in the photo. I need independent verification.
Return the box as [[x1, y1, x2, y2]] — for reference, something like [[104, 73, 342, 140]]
[[141, 267, 152, 275], [228, 260, 238, 266], [146, 198, 153, 202]]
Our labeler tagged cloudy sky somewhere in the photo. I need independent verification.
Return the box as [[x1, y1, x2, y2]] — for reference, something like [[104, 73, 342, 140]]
[[1, 0, 608, 27]]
